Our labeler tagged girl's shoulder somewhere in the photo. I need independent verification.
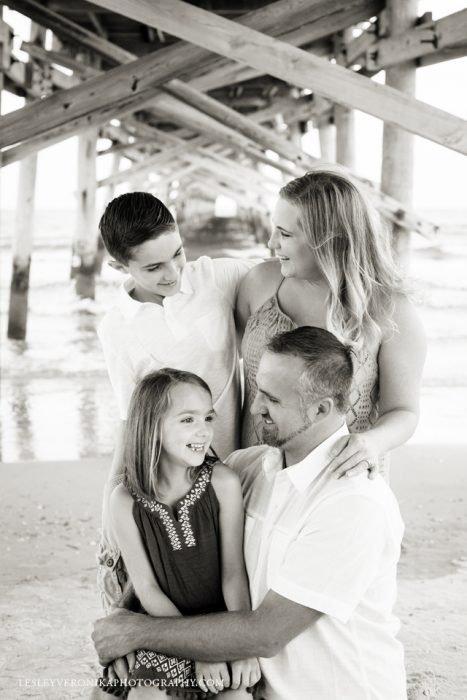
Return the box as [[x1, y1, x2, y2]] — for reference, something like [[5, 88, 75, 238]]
[[110, 482, 133, 510], [209, 460, 241, 494]]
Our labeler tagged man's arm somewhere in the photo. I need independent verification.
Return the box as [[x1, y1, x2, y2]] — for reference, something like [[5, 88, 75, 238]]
[[92, 590, 322, 666]]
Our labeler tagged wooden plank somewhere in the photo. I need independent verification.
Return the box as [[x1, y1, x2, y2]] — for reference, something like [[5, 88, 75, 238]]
[[163, 79, 314, 171], [370, 9, 467, 70], [6, 0, 134, 65], [7, 153, 38, 340], [72, 127, 98, 298], [97, 136, 208, 187], [20, 41, 99, 79], [381, 0, 417, 265], [92, 0, 467, 155], [0, 0, 325, 148]]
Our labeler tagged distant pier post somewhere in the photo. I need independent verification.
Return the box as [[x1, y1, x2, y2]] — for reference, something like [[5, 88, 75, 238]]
[[335, 30, 356, 171], [316, 110, 336, 163], [381, 0, 418, 266], [7, 152, 38, 340], [72, 127, 98, 298]]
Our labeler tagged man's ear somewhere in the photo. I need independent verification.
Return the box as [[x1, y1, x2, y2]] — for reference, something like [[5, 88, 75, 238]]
[[315, 397, 334, 419], [108, 259, 128, 273]]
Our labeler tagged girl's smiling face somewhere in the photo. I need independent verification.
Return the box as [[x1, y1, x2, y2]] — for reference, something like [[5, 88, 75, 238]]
[[160, 383, 215, 469], [268, 198, 322, 281]]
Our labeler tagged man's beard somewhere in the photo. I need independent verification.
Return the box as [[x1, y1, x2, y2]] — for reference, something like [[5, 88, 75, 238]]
[[261, 415, 313, 448]]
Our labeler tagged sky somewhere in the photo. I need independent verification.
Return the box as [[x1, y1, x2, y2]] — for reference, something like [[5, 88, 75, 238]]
[[1, 0, 466, 213]]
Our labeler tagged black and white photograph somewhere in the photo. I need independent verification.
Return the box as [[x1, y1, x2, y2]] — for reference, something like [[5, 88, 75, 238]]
[[1, 1, 466, 698]]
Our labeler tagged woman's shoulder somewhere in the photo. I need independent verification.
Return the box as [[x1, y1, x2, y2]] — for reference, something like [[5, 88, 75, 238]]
[[238, 258, 282, 310], [382, 292, 425, 342]]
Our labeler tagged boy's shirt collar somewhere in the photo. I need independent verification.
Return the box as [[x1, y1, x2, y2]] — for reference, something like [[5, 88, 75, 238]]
[[118, 266, 193, 320]]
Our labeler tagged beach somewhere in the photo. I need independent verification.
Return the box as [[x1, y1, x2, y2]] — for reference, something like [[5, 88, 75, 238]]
[[1, 445, 466, 699], [1, 209, 467, 698]]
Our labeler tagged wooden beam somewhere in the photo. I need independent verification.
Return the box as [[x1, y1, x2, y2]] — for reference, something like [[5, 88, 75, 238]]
[[190, 0, 384, 91], [97, 136, 208, 188], [7, 153, 38, 340], [72, 127, 98, 298], [381, 0, 417, 266], [163, 79, 313, 170], [368, 9, 467, 71], [0, 0, 321, 148], [20, 41, 98, 80], [93, 0, 467, 155], [6, 0, 133, 65]]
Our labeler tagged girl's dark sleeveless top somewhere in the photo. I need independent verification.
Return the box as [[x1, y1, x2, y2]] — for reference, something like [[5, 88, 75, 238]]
[[131, 457, 226, 616]]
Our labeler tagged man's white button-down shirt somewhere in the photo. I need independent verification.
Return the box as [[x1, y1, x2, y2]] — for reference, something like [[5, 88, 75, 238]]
[[227, 424, 407, 700], [98, 256, 254, 459]]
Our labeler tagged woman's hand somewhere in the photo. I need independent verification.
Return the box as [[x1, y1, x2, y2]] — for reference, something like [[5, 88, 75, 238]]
[[195, 660, 230, 695], [230, 658, 261, 690], [328, 433, 379, 480]]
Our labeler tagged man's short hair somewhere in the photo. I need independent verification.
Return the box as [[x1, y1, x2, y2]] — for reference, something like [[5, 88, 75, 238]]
[[266, 327, 354, 414], [99, 192, 176, 264]]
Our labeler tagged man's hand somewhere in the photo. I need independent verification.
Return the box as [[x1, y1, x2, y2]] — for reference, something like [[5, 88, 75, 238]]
[[92, 609, 145, 665], [195, 661, 230, 695], [230, 658, 261, 690]]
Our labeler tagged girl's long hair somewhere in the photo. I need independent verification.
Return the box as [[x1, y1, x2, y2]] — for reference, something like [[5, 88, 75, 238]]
[[123, 368, 212, 501], [279, 169, 406, 348]]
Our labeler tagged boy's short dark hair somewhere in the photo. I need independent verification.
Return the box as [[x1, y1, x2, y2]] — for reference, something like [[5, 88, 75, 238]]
[[266, 327, 354, 414], [99, 192, 176, 264]]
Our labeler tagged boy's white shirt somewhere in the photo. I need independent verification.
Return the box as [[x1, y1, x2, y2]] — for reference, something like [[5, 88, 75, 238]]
[[98, 255, 257, 460]]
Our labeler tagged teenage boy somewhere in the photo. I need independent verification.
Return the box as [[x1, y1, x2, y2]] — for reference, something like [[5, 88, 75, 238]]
[[97, 192, 255, 609]]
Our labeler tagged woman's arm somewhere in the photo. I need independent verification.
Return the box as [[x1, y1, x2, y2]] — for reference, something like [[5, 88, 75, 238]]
[[211, 464, 251, 611], [109, 485, 180, 617], [330, 295, 427, 478], [234, 259, 282, 340]]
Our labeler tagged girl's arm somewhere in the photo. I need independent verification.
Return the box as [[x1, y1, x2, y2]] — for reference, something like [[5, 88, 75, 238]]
[[330, 294, 427, 478], [210, 464, 261, 692], [211, 464, 251, 611], [109, 484, 180, 617]]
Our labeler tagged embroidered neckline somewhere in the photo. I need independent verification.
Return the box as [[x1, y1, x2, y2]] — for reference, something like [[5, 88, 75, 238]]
[[132, 463, 214, 551]]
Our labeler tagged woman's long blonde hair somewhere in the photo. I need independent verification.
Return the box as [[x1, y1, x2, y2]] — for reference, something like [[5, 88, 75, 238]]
[[123, 368, 212, 501], [279, 169, 405, 348]]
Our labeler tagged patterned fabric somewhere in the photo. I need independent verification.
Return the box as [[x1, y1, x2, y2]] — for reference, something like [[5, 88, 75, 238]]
[[127, 457, 226, 690], [133, 466, 212, 551], [241, 290, 386, 470]]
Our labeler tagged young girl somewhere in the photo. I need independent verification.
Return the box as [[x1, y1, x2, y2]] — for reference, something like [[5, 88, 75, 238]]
[[100, 368, 260, 698]]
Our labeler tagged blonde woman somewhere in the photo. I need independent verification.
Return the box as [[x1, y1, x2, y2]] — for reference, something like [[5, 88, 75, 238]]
[[237, 169, 426, 477]]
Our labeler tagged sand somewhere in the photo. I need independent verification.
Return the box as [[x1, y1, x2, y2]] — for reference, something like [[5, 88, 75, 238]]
[[1, 444, 466, 700]]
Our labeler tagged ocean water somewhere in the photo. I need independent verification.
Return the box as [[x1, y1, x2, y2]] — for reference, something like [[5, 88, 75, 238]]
[[1, 209, 467, 462]]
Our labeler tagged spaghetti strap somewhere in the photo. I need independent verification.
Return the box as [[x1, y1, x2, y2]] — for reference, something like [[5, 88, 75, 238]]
[[276, 275, 286, 295]]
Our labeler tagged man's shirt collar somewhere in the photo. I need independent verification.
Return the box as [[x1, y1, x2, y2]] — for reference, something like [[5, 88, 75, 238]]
[[261, 423, 349, 491]]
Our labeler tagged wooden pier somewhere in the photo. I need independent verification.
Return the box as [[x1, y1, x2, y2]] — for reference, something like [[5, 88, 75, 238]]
[[1, 0, 467, 338]]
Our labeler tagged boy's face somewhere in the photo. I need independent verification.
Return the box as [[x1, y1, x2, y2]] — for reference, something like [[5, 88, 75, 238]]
[[113, 230, 187, 300]]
